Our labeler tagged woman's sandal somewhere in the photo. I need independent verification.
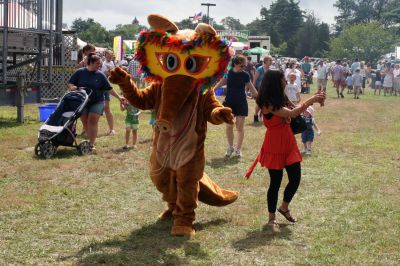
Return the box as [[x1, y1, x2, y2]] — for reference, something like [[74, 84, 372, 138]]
[[267, 219, 280, 228], [278, 208, 297, 223]]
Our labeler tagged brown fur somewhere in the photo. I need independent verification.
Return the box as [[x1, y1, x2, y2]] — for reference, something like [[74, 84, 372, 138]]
[[109, 67, 238, 236]]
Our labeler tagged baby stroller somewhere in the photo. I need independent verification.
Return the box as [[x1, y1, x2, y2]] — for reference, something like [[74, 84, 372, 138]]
[[35, 88, 91, 159]]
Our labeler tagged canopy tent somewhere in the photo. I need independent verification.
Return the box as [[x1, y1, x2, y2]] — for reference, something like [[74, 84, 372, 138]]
[[244, 47, 270, 62], [230, 42, 249, 50], [244, 47, 270, 55], [76, 38, 107, 52]]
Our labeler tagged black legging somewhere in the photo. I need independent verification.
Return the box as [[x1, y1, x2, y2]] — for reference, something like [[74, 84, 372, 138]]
[[267, 162, 301, 213]]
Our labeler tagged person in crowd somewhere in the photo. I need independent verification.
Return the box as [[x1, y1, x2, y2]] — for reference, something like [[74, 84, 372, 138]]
[[77, 44, 96, 68], [127, 57, 142, 87], [301, 106, 321, 155], [213, 54, 258, 157], [68, 53, 126, 151], [352, 68, 362, 99], [359, 61, 366, 94], [374, 69, 382, 95], [245, 69, 325, 228], [244, 56, 256, 84], [253, 55, 273, 122], [345, 72, 353, 94], [285, 72, 301, 105], [382, 65, 394, 96], [101, 50, 117, 135], [300, 56, 312, 93], [393, 64, 400, 96], [332, 60, 345, 98], [316, 59, 328, 92], [120, 100, 140, 150], [350, 58, 360, 74]]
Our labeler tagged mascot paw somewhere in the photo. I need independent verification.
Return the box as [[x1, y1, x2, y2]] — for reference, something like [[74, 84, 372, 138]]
[[158, 209, 173, 220], [108, 66, 131, 85], [211, 107, 234, 124], [171, 225, 195, 237]]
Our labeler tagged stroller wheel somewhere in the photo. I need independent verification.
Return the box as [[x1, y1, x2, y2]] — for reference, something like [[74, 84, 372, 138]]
[[40, 141, 56, 159], [78, 141, 90, 155], [34, 143, 41, 157]]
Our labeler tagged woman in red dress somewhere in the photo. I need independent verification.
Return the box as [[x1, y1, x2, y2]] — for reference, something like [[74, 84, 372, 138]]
[[246, 70, 325, 227]]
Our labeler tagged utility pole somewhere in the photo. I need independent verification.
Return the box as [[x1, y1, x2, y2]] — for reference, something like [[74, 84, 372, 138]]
[[201, 3, 216, 24]]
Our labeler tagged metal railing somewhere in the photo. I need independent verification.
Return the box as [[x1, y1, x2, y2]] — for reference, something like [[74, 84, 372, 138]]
[[0, 0, 58, 31]]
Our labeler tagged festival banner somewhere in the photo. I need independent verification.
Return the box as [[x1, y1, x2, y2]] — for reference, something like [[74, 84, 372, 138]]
[[113, 36, 123, 61]]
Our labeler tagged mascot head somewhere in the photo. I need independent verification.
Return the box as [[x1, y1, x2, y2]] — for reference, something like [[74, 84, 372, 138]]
[[133, 14, 232, 133], [135, 14, 232, 94]]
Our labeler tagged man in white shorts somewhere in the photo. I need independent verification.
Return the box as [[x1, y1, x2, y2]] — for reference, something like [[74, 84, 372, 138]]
[[316, 60, 328, 92]]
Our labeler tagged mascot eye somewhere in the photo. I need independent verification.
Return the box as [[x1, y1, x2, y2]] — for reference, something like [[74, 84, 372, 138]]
[[185, 56, 197, 73], [184, 55, 211, 75], [156, 53, 181, 73], [166, 54, 179, 71]]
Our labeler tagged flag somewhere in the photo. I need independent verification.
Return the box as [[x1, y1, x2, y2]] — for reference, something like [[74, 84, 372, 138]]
[[193, 12, 202, 22]]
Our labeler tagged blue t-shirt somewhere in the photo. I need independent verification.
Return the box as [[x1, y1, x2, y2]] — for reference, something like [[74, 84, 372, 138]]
[[68, 68, 112, 104], [255, 66, 265, 88], [301, 63, 312, 74], [225, 70, 250, 105]]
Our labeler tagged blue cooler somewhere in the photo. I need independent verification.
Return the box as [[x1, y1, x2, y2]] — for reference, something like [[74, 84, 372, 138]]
[[215, 87, 224, 96], [38, 104, 58, 122]]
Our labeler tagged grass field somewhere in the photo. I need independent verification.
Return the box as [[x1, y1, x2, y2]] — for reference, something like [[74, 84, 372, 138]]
[[0, 83, 399, 265]]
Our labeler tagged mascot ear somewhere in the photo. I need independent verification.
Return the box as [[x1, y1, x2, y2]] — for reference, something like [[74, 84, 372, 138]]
[[195, 23, 217, 35], [148, 14, 179, 34]]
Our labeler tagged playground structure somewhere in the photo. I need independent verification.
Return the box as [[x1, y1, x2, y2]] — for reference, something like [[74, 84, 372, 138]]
[[0, 0, 78, 122]]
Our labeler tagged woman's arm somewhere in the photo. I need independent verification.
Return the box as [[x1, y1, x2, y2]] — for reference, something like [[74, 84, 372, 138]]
[[245, 81, 258, 98], [212, 78, 227, 92], [108, 88, 127, 106], [265, 92, 325, 118]]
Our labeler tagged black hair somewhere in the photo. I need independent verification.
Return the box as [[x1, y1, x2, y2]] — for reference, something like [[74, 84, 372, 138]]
[[87, 52, 101, 65], [256, 70, 287, 111], [82, 43, 95, 53]]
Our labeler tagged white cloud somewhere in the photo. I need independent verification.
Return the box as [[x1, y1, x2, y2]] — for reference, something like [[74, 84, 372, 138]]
[[63, 0, 338, 30]]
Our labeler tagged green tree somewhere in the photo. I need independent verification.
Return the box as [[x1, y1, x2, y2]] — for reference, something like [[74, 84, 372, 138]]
[[328, 22, 397, 63], [71, 18, 111, 48], [259, 0, 303, 47], [220, 17, 245, 30], [110, 23, 141, 40], [334, 0, 400, 32], [175, 18, 196, 30], [294, 13, 330, 58]]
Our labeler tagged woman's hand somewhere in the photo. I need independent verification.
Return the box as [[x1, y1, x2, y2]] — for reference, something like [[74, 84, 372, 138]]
[[310, 91, 326, 106]]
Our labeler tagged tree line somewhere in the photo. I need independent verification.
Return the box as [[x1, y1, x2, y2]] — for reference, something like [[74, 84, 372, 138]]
[[71, 0, 400, 63]]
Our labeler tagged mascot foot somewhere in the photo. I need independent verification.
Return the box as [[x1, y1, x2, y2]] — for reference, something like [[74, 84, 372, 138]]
[[158, 209, 173, 220], [171, 225, 195, 237]]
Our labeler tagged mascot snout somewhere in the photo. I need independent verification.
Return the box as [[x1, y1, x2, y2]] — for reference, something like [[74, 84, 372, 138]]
[[155, 75, 197, 133]]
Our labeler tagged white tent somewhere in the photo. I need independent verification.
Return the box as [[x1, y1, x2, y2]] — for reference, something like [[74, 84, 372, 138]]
[[230, 42, 248, 50], [77, 37, 107, 52]]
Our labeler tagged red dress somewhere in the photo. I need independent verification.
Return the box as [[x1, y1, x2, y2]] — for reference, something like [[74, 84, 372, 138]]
[[246, 114, 302, 178]]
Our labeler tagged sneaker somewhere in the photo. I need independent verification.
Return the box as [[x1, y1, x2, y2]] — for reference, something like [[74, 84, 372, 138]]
[[108, 130, 116, 136], [235, 149, 242, 157], [340, 93, 344, 98], [305, 149, 311, 155], [123, 145, 130, 150], [225, 146, 234, 157]]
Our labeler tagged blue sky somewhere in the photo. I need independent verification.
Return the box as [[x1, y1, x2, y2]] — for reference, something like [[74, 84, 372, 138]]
[[63, 0, 338, 30]]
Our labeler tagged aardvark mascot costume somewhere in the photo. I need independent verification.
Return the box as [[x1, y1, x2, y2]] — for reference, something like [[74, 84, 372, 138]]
[[109, 14, 238, 236]]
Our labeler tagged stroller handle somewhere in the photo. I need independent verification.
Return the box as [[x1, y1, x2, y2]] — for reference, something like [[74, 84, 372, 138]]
[[77, 87, 92, 96]]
